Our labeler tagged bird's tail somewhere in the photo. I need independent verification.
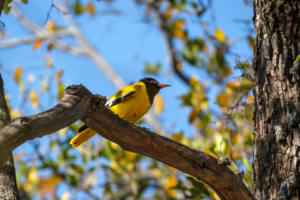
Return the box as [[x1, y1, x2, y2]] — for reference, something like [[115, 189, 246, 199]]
[[70, 124, 97, 147]]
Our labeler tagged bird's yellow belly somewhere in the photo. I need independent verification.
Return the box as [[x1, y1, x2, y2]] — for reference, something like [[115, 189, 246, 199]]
[[109, 95, 151, 123]]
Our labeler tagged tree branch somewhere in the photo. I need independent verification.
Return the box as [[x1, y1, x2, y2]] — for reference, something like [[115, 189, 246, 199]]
[[0, 83, 255, 200], [0, 84, 92, 166]]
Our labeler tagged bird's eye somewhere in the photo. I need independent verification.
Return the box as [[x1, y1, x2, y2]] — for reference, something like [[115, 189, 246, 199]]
[[151, 80, 156, 84]]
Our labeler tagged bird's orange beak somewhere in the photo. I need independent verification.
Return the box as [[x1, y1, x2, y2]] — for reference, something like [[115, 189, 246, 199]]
[[158, 84, 171, 89]]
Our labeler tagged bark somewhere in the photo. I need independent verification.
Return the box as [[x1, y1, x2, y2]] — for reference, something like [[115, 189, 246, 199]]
[[0, 77, 255, 200], [253, 0, 300, 199], [0, 74, 20, 199]]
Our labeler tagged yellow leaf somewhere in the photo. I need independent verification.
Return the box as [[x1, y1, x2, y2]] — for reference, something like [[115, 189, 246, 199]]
[[189, 105, 200, 123], [57, 83, 65, 100], [152, 168, 161, 179], [23, 168, 39, 193], [86, 2, 95, 16], [216, 92, 230, 107], [45, 56, 53, 67], [56, 69, 64, 81], [29, 90, 39, 108], [174, 19, 185, 28], [165, 6, 172, 20], [154, 93, 164, 115], [61, 191, 70, 200], [164, 174, 177, 197], [174, 20, 186, 41], [171, 132, 182, 142], [125, 151, 135, 161], [110, 141, 118, 150], [57, 127, 68, 136], [213, 192, 221, 200], [110, 160, 120, 172], [174, 29, 186, 41], [28, 168, 39, 183], [247, 95, 254, 103], [10, 109, 20, 119], [45, 20, 56, 31], [14, 66, 23, 82], [214, 28, 226, 43], [221, 66, 232, 78], [33, 38, 44, 50], [200, 98, 209, 110]]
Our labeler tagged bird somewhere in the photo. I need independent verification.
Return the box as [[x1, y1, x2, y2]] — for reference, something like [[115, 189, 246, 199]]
[[70, 77, 170, 147]]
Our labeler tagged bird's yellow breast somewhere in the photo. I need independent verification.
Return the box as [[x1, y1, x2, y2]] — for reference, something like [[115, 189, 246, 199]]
[[108, 82, 152, 123]]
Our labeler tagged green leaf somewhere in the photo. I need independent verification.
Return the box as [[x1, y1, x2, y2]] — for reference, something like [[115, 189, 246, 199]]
[[21, 0, 28, 4], [68, 175, 79, 186], [3, 0, 12, 14], [73, 0, 84, 15], [144, 63, 161, 74], [70, 163, 84, 175]]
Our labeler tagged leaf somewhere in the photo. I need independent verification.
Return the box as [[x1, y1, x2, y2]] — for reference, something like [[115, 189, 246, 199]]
[[45, 56, 53, 67], [164, 174, 177, 197], [21, 0, 28, 4], [173, 20, 186, 41], [45, 20, 56, 31], [14, 66, 23, 82], [70, 163, 84, 175], [56, 69, 64, 81], [57, 83, 65, 100], [214, 28, 226, 43], [33, 38, 44, 50], [216, 92, 230, 107], [221, 66, 232, 78], [73, 0, 84, 15], [86, 2, 95, 16], [47, 42, 54, 51], [171, 132, 183, 142], [165, 6, 172, 20], [145, 63, 161, 74], [3, 0, 12, 14], [189, 105, 200, 123], [29, 90, 39, 108], [247, 95, 254, 103], [154, 93, 164, 115], [247, 36, 255, 51]]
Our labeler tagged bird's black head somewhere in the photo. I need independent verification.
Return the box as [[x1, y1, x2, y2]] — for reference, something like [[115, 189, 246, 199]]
[[140, 77, 170, 104]]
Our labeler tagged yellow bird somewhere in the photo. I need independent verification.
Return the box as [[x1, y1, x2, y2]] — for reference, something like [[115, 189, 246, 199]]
[[70, 77, 170, 147]]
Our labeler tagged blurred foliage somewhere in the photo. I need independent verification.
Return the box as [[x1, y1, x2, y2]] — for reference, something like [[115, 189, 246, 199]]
[[1, 0, 255, 199]]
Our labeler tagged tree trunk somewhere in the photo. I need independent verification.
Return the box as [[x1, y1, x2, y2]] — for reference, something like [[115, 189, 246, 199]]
[[0, 74, 20, 200], [253, 0, 300, 199]]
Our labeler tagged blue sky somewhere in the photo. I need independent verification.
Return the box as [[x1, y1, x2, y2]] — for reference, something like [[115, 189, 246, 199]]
[[0, 0, 254, 198]]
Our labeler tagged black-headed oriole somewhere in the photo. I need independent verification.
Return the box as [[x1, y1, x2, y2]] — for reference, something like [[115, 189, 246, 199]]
[[70, 77, 170, 147]]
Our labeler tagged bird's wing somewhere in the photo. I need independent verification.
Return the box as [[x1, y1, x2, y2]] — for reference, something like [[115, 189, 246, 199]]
[[105, 84, 142, 108]]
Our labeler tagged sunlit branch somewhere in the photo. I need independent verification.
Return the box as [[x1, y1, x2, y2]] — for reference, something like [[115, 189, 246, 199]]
[[0, 83, 255, 200]]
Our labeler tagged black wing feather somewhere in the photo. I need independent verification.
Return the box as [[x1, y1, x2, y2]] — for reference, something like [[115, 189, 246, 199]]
[[105, 91, 136, 108]]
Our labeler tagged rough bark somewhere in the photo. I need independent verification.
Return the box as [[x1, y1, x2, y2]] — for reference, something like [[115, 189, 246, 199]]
[[253, 0, 300, 199], [0, 79, 255, 200], [0, 74, 20, 199]]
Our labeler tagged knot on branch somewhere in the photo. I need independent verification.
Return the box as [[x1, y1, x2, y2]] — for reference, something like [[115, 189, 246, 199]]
[[65, 84, 88, 96], [20, 117, 30, 125], [237, 171, 244, 180], [218, 157, 231, 168], [91, 94, 107, 110]]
